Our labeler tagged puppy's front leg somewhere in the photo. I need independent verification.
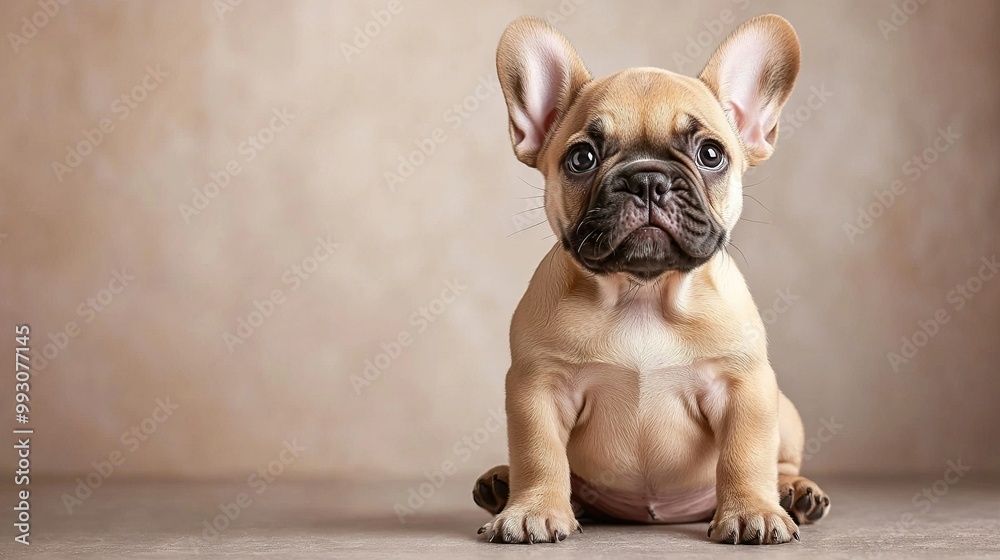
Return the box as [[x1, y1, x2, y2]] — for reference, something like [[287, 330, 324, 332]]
[[708, 364, 799, 545], [479, 364, 581, 544]]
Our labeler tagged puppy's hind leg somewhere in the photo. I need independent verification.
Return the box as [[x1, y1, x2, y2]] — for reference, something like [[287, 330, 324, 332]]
[[777, 391, 831, 524], [474, 465, 587, 519], [473, 465, 510, 515]]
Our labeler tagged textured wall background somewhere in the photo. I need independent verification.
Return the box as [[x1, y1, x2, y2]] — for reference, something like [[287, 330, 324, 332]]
[[1, 0, 998, 485]]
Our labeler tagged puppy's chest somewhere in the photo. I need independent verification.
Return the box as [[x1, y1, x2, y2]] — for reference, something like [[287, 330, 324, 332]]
[[570, 307, 723, 460], [553, 295, 725, 433], [586, 304, 698, 374], [582, 334, 710, 418], [578, 311, 716, 420]]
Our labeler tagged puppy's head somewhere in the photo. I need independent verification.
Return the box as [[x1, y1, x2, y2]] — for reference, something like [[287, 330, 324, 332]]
[[497, 15, 800, 280]]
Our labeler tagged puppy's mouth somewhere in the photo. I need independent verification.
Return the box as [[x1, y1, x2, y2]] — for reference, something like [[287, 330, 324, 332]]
[[565, 160, 726, 281]]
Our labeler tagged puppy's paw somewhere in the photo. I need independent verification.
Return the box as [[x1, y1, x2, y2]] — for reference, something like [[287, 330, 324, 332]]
[[708, 500, 798, 545], [477, 498, 581, 544], [778, 474, 831, 524], [472, 465, 510, 515]]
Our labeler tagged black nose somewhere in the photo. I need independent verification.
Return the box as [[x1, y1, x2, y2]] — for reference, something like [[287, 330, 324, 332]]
[[622, 171, 670, 201]]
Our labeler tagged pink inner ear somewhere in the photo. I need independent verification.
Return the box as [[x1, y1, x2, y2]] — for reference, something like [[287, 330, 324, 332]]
[[514, 34, 571, 155], [724, 86, 779, 158], [714, 29, 785, 156], [725, 100, 758, 144]]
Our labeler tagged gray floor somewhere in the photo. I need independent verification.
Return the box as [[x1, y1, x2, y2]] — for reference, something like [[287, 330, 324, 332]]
[[2, 477, 999, 558]]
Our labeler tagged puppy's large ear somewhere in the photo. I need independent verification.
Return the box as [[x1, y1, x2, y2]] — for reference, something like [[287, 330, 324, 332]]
[[699, 14, 800, 166], [496, 17, 591, 167]]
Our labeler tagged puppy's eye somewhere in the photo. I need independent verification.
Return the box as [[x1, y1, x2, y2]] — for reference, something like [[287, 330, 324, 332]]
[[565, 144, 599, 174], [696, 141, 726, 171]]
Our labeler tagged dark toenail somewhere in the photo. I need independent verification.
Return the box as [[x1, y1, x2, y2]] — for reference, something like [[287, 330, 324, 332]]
[[772, 528, 779, 542], [823, 496, 830, 506], [707, 525, 713, 538], [556, 531, 566, 542], [576, 524, 583, 533], [793, 532, 800, 542], [478, 526, 486, 534]]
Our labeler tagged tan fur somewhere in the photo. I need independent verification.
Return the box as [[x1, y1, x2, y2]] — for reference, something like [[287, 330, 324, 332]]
[[476, 15, 829, 546]]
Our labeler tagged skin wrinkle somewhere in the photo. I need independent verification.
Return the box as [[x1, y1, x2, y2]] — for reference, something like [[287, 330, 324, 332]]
[[553, 80, 735, 279]]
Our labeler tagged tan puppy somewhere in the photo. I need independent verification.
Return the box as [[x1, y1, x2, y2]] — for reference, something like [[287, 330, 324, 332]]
[[472, 15, 830, 545]]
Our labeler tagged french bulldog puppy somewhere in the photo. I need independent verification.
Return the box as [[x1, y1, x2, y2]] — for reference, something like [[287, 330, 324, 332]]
[[472, 14, 830, 545]]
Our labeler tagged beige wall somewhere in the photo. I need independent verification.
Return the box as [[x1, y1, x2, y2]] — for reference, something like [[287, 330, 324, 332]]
[[1, 0, 998, 483]]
